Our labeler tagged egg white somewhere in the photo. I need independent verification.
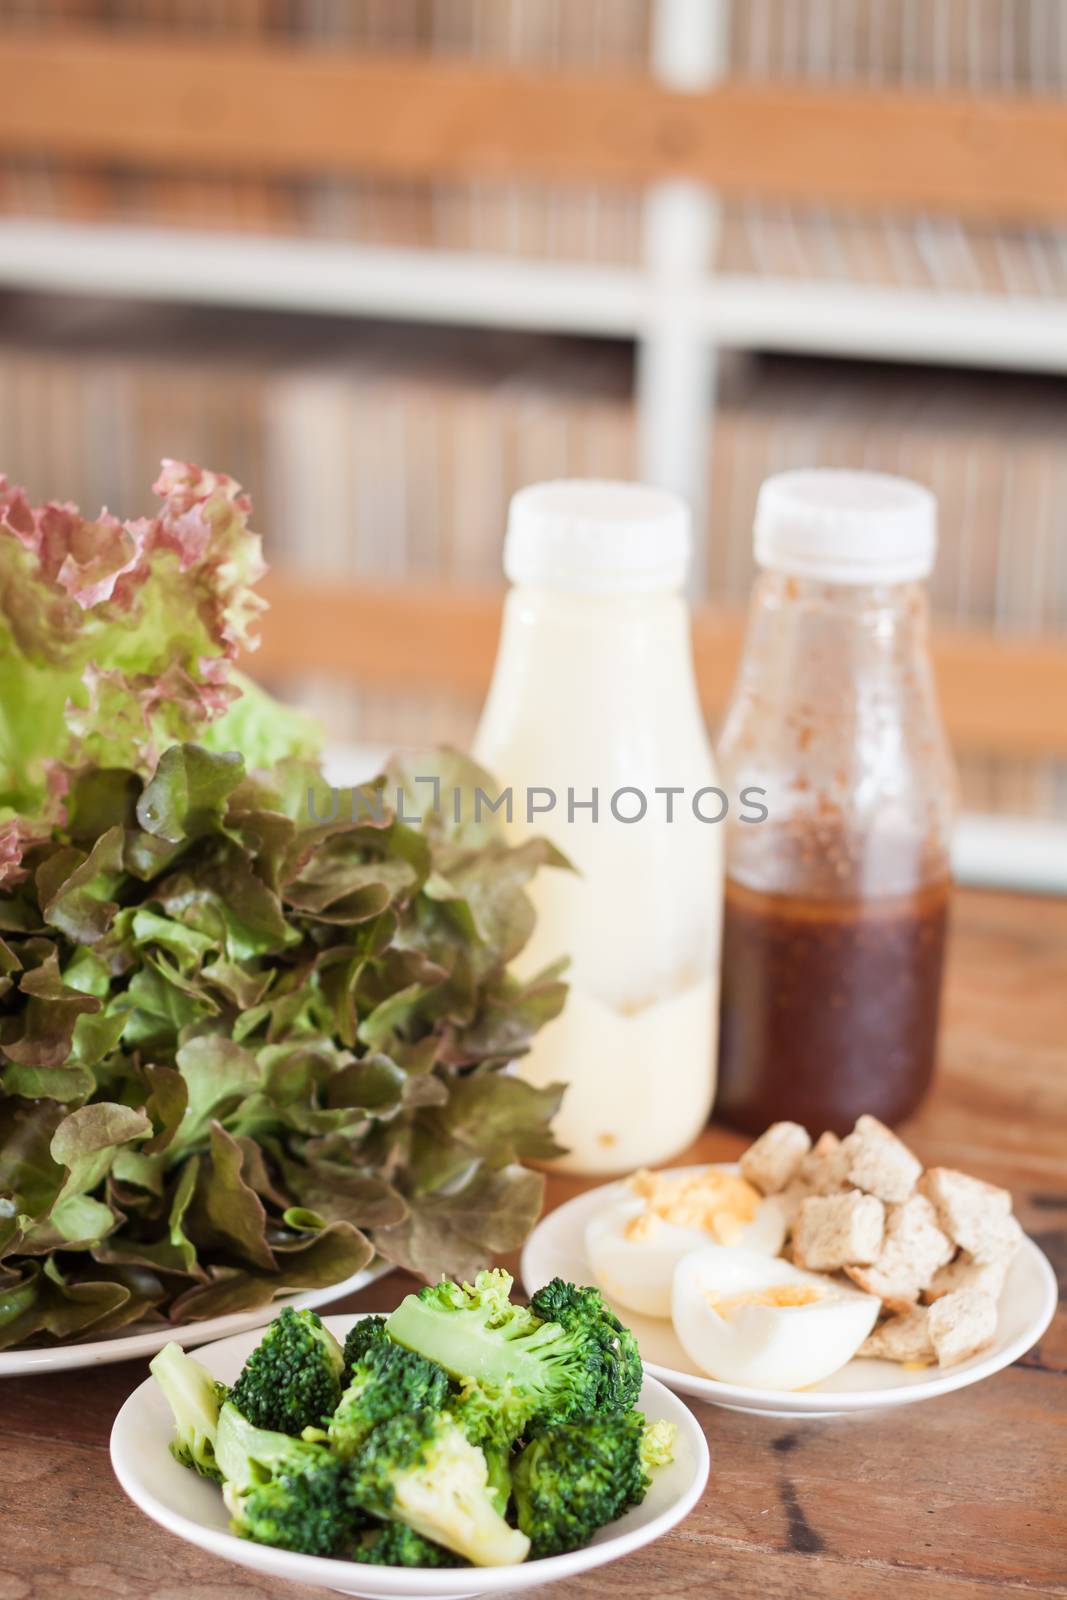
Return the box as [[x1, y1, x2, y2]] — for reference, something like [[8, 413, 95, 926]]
[[672, 1246, 880, 1391], [585, 1192, 788, 1319]]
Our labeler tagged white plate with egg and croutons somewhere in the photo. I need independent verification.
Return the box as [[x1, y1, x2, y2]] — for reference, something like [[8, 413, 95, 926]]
[[521, 1162, 1057, 1418]]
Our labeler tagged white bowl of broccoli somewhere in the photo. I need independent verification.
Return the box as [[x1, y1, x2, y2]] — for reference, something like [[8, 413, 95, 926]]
[[110, 1273, 710, 1598]]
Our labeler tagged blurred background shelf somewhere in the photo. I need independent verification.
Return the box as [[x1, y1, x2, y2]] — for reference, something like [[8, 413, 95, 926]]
[[0, 221, 648, 334], [6, 221, 1067, 374], [1, 0, 1066, 880]]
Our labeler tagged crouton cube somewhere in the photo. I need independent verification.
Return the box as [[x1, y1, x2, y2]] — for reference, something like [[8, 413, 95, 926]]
[[967, 1210, 1023, 1266], [927, 1287, 998, 1367], [858, 1307, 934, 1364], [739, 1122, 812, 1196], [797, 1131, 849, 1195], [792, 1191, 885, 1271], [923, 1253, 1008, 1305], [844, 1195, 954, 1312], [918, 1167, 1015, 1260], [841, 1115, 922, 1203]]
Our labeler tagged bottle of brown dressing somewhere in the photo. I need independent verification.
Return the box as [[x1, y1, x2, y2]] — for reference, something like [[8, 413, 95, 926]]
[[715, 470, 957, 1136]]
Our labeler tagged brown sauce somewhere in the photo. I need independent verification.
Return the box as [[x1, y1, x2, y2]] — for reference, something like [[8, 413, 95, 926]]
[[716, 875, 950, 1136]]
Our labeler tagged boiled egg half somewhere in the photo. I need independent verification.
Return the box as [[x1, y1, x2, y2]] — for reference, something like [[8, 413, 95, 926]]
[[585, 1166, 788, 1318], [672, 1245, 880, 1391]]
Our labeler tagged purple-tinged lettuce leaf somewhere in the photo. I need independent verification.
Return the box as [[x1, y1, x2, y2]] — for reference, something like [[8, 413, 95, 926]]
[[0, 1257, 132, 1350], [50, 1103, 152, 1206], [268, 1218, 374, 1282], [372, 1163, 546, 1286], [168, 1036, 262, 1156], [416, 1074, 567, 1169], [0, 742, 567, 1348], [0, 464, 319, 822], [141, 1064, 188, 1153], [325, 1053, 406, 1113], [166, 1218, 373, 1324], [72, 1263, 169, 1335], [37, 826, 125, 944], [165, 1271, 278, 1324], [274, 1157, 408, 1233], [452, 959, 569, 1064], [1, 950, 101, 1072], [0, 1098, 67, 1224], [183, 1122, 275, 1273], [95, 1157, 204, 1279], [233, 1136, 290, 1210], [136, 743, 245, 844]]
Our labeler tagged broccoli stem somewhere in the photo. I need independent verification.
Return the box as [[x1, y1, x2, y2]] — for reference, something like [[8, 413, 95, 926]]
[[386, 1294, 552, 1396], [149, 1341, 225, 1481], [394, 1472, 530, 1569]]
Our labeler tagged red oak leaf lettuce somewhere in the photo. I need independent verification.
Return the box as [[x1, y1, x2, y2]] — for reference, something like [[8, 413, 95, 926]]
[[0, 465, 568, 1348], [0, 744, 568, 1349], [0, 461, 315, 829]]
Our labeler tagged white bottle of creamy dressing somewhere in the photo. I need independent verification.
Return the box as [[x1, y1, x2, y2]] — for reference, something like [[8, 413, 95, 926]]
[[474, 480, 723, 1174]]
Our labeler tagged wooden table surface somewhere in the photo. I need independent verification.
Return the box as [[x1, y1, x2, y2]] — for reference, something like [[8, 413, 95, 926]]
[[5, 887, 1066, 1600]]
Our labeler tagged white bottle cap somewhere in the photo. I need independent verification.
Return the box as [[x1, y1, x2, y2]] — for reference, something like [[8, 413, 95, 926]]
[[754, 469, 936, 585], [505, 479, 691, 594]]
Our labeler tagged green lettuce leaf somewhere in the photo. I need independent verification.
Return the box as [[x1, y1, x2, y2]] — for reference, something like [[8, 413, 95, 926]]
[[371, 1164, 547, 1286], [202, 670, 323, 771], [0, 741, 568, 1350], [0, 462, 321, 832]]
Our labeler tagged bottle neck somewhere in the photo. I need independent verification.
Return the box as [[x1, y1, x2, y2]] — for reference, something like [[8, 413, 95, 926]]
[[506, 580, 688, 615], [494, 582, 694, 686], [751, 568, 930, 628], [475, 579, 708, 775]]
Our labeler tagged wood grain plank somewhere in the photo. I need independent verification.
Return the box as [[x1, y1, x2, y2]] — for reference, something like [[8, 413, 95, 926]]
[[251, 574, 1067, 759], [5, 1436, 327, 1599], [3, 33, 1067, 223], [0, 889, 1063, 1600]]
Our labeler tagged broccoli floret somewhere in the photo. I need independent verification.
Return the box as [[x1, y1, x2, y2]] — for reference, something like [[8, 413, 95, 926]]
[[229, 1306, 345, 1436], [350, 1522, 465, 1567], [386, 1270, 629, 1431], [328, 1340, 450, 1458], [341, 1314, 388, 1383], [231, 1458, 355, 1556], [348, 1407, 530, 1567], [446, 1378, 527, 1516], [149, 1341, 227, 1482], [216, 1400, 317, 1495], [215, 1400, 364, 1557], [529, 1278, 643, 1419], [512, 1411, 675, 1558]]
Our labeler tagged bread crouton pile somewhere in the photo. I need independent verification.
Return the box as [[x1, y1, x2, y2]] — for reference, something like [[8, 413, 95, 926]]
[[738, 1116, 1020, 1369]]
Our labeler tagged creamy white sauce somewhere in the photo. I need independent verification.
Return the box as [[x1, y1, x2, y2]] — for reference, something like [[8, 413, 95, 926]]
[[475, 579, 723, 1174]]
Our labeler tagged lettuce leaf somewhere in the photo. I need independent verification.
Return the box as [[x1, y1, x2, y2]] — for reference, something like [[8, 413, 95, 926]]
[[0, 462, 319, 825], [0, 743, 568, 1349]]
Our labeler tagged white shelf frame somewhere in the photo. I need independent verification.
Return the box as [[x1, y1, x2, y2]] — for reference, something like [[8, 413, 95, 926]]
[[2, 3, 1067, 524], [2, 0, 1067, 521], [5, 218, 1067, 365], [634, 0, 730, 581], [0, 2, 1062, 886]]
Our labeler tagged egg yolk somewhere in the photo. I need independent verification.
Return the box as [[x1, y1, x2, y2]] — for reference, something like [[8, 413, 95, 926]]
[[624, 1167, 761, 1245], [704, 1284, 827, 1314]]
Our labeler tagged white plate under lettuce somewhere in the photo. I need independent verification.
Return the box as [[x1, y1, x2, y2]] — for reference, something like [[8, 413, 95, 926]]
[[521, 1166, 1058, 1418], [110, 1313, 710, 1600], [0, 1260, 391, 1378]]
